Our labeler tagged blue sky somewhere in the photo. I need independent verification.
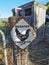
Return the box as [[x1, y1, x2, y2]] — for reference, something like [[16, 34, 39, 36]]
[[0, 0, 49, 18]]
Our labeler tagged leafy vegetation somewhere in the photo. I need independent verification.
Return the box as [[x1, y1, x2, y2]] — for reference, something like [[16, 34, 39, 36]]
[[0, 21, 11, 37], [0, 22, 5, 27], [0, 22, 6, 33]]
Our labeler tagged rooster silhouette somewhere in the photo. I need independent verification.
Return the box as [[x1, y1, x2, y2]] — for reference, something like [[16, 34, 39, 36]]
[[15, 28, 30, 41]]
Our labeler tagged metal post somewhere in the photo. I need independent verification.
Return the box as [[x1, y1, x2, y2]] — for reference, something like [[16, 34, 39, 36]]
[[0, 30, 8, 65]]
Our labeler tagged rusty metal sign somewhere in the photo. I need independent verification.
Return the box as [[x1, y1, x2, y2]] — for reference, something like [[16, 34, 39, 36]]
[[11, 17, 36, 49]]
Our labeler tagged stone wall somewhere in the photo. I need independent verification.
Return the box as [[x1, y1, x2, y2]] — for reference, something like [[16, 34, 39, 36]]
[[8, 16, 49, 65], [13, 40, 49, 65]]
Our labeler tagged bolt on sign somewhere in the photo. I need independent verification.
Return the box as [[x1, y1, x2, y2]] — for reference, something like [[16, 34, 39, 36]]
[[11, 17, 36, 49]]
